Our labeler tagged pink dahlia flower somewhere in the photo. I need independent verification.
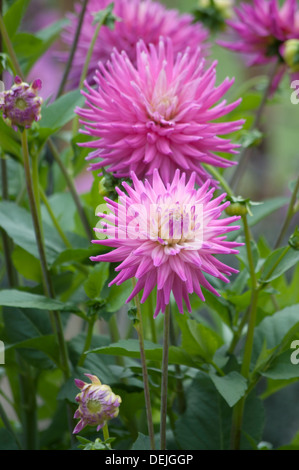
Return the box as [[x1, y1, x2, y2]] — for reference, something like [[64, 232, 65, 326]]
[[62, 0, 209, 87], [73, 374, 122, 434], [219, 0, 299, 89], [77, 38, 243, 186], [91, 170, 242, 318]]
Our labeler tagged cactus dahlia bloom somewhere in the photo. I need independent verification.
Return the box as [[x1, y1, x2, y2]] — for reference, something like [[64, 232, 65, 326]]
[[219, 0, 299, 89], [0, 76, 43, 131], [77, 38, 243, 187], [73, 374, 122, 434], [91, 170, 242, 318], [62, 0, 209, 87]]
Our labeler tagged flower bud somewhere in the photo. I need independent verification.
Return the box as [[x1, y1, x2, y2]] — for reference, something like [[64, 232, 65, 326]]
[[0, 76, 43, 131], [73, 374, 122, 434], [281, 39, 299, 72], [288, 227, 299, 251], [225, 202, 248, 216]]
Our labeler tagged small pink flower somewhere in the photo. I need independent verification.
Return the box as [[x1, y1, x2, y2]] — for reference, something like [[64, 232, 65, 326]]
[[0, 76, 43, 131], [219, 0, 299, 89], [62, 0, 209, 87], [73, 374, 122, 434], [77, 38, 243, 187], [91, 169, 242, 318]]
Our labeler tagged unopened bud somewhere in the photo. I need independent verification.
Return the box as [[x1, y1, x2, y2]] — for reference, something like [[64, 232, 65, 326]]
[[281, 39, 299, 72], [73, 374, 121, 434], [0, 76, 43, 131]]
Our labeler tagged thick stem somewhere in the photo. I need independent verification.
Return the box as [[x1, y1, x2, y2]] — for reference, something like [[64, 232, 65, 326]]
[[56, 0, 89, 98], [21, 130, 71, 380], [39, 185, 72, 248], [230, 60, 280, 192], [77, 315, 96, 367], [0, 155, 18, 286], [47, 139, 93, 240], [72, 11, 107, 135], [132, 280, 155, 450], [0, 401, 22, 449], [160, 303, 171, 450], [0, 13, 23, 78], [230, 215, 259, 449], [274, 175, 299, 249]]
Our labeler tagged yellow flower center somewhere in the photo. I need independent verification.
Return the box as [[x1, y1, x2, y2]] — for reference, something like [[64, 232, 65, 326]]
[[87, 399, 102, 414]]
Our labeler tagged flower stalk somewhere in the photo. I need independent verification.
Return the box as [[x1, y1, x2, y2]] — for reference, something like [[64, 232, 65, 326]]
[[132, 280, 156, 450], [160, 303, 171, 450]]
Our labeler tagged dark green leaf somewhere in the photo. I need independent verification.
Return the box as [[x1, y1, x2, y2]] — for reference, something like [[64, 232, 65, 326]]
[[3, 0, 30, 38], [209, 371, 248, 407], [0, 200, 65, 264], [39, 89, 85, 132], [260, 247, 299, 283]]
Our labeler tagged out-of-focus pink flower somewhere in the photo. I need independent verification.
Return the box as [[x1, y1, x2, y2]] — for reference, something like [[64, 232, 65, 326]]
[[0, 76, 43, 131], [77, 38, 243, 187], [73, 374, 121, 434], [62, 0, 209, 87], [219, 0, 299, 89], [91, 169, 242, 318]]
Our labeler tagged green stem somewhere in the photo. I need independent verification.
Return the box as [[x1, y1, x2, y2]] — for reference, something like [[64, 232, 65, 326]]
[[56, 0, 89, 98], [0, 13, 23, 78], [230, 214, 259, 450], [21, 130, 71, 380], [160, 303, 171, 451], [0, 401, 22, 449], [103, 423, 110, 444], [274, 175, 299, 249], [77, 315, 96, 367], [47, 139, 93, 240], [39, 185, 72, 248], [132, 279, 155, 450], [31, 151, 43, 239], [17, 359, 38, 450], [229, 60, 280, 192], [72, 17, 104, 135], [0, 155, 18, 286], [204, 164, 234, 198]]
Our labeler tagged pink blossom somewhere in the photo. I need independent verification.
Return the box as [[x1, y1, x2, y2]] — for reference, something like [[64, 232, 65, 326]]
[[62, 0, 209, 87], [77, 38, 243, 187], [91, 170, 242, 318], [219, 0, 299, 89]]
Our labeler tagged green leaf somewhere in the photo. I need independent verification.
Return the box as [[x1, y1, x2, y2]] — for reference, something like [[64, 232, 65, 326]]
[[209, 371, 248, 407], [11, 246, 42, 282], [84, 263, 109, 299], [0, 289, 77, 312], [131, 433, 151, 450], [104, 280, 132, 312], [261, 350, 299, 380], [39, 89, 85, 132], [52, 246, 101, 267], [239, 129, 263, 149], [3, 0, 30, 38], [260, 247, 299, 283], [174, 372, 264, 450], [0, 429, 19, 450], [92, 3, 120, 29], [182, 319, 223, 362], [0, 200, 65, 265], [89, 339, 197, 368], [0, 119, 22, 159], [248, 197, 289, 227], [252, 304, 299, 366]]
